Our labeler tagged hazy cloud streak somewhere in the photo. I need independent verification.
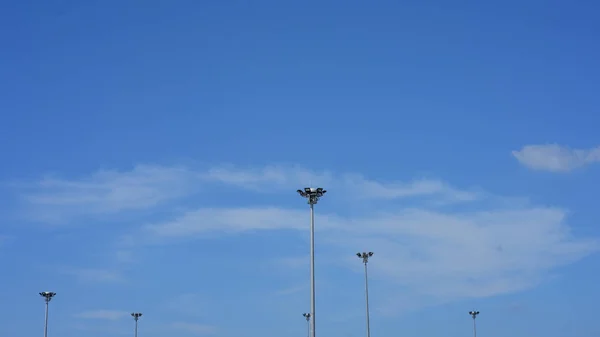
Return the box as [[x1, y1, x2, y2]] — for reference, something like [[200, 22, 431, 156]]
[[513, 144, 600, 172]]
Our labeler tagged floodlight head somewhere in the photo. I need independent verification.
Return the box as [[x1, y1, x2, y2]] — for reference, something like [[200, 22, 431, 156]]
[[39, 291, 56, 302], [298, 187, 327, 204], [358, 251, 373, 263]]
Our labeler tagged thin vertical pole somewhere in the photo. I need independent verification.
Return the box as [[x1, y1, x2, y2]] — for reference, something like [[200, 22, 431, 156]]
[[44, 300, 49, 337], [473, 317, 477, 337], [309, 203, 316, 337], [306, 318, 310, 337], [135, 318, 138, 337], [364, 262, 371, 337]]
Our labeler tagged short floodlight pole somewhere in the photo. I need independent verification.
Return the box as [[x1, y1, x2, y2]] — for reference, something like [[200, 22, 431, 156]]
[[131, 313, 143, 337], [302, 313, 311, 337], [39, 291, 56, 337], [357, 252, 374, 337], [469, 311, 480, 337], [297, 187, 327, 337]]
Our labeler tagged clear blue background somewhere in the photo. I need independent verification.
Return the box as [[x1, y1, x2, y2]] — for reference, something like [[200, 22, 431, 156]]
[[1, 1, 599, 337]]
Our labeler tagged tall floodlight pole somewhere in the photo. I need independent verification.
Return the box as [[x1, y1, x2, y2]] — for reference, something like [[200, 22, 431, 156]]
[[297, 187, 327, 337], [39, 291, 56, 337], [469, 311, 480, 337], [357, 252, 374, 337], [302, 313, 311, 337], [131, 313, 143, 337]]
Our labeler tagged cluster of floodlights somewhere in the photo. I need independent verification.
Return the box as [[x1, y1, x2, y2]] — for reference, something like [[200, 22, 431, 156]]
[[357, 251, 374, 263], [297, 187, 326, 204], [39, 291, 56, 303], [37, 292, 144, 337]]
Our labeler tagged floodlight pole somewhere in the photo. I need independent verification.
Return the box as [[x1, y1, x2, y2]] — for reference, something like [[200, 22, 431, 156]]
[[297, 187, 326, 337], [39, 291, 56, 337], [469, 311, 480, 337], [302, 313, 311, 337], [357, 252, 374, 337], [131, 313, 143, 337]]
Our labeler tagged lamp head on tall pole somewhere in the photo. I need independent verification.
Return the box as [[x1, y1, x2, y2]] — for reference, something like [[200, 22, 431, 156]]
[[356, 252, 374, 264], [39, 292, 56, 303], [297, 187, 326, 205], [302, 313, 311, 321], [469, 311, 480, 319], [131, 313, 143, 321]]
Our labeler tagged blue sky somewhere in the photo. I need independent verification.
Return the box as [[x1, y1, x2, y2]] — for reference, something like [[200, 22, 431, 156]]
[[1, 0, 600, 337]]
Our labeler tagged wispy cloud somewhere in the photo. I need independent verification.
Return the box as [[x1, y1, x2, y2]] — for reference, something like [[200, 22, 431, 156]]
[[10, 164, 599, 313], [18, 165, 200, 223], [16, 164, 480, 224], [512, 144, 600, 172], [170, 322, 217, 335], [143, 207, 310, 241], [139, 205, 597, 307], [205, 165, 479, 202], [74, 310, 129, 320]]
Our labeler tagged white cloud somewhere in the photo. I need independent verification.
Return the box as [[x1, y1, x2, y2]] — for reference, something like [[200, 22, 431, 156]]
[[512, 144, 600, 172], [16, 164, 479, 224], [205, 165, 479, 202], [143, 207, 310, 240], [11, 164, 599, 313], [171, 322, 217, 335], [139, 205, 597, 310], [74, 310, 129, 320], [19, 165, 199, 222]]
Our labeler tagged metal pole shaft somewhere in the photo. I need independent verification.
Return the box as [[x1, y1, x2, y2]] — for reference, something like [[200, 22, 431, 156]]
[[135, 319, 138, 337], [44, 300, 49, 337], [310, 203, 316, 337], [307, 319, 310, 337], [364, 262, 371, 337], [473, 317, 477, 337]]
